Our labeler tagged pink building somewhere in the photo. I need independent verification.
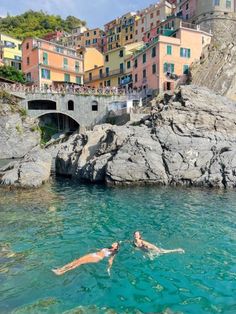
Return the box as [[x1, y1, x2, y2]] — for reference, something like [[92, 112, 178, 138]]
[[177, 0, 197, 20], [132, 24, 212, 93]]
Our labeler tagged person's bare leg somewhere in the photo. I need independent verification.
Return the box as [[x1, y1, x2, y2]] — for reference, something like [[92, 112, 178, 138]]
[[52, 254, 102, 275]]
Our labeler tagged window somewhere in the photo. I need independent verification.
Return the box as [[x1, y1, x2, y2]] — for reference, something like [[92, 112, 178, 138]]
[[75, 61, 80, 73], [41, 68, 50, 79], [167, 45, 172, 55], [213, 0, 220, 5], [89, 72, 92, 81], [120, 63, 124, 72], [92, 100, 98, 111], [183, 64, 189, 74], [92, 38, 97, 44], [152, 46, 156, 57], [143, 69, 146, 79], [18, 44, 21, 50], [119, 50, 123, 57], [186, 3, 189, 10], [126, 35, 129, 41], [76, 76, 81, 84], [105, 67, 109, 76], [106, 80, 111, 86], [27, 57, 30, 65], [143, 53, 146, 63], [163, 63, 175, 73], [150, 13, 154, 18], [127, 60, 131, 69], [226, 0, 231, 8], [152, 64, 156, 74], [68, 100, 74, 111], [63, 58, 68, 69], [64, 73, 70, 82], [43, 52, 48, 65], [180, 48, 191, 58], [105, 55, 109, 62], [94, 30, 97, 35], [86, 32, 90, 37], [125, 28, 128, 33], [26, 42, 29, 49], [134, 59, 138, 68], [130, 34, 133, 39], [135, 73, 138, 82], [26, 72, 31, 82], [141, 27, 144, 32]]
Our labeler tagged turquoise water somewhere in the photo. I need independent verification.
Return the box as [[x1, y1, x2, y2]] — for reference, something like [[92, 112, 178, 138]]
[[0, 179, 236, 314]]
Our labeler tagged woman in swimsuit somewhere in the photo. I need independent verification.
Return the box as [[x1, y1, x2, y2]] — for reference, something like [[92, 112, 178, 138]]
[[52, 242, 120, 276], [133, 231, 185, 254]]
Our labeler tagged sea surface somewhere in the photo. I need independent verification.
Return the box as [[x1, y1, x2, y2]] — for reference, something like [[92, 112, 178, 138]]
[[0, 179, 235, 314]]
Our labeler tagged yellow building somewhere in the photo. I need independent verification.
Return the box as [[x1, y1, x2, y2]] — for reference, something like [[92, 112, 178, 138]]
[[0, 33, 22, 70], [78, 47, 104, 72], [84, 65, 105, 88], [104, 42, 144, 87]]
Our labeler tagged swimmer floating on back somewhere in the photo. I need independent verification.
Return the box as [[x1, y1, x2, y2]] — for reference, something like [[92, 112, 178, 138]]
[[133, 231, 185, 254], [52, 242, 120, 276]]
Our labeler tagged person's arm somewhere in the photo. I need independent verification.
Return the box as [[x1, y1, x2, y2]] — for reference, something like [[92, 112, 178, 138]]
[[158, 248, 185, 254], [107, 255, 116, 276]]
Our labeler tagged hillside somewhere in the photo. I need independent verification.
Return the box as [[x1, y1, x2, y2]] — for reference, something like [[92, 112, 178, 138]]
[[0, 10, 86, 39]]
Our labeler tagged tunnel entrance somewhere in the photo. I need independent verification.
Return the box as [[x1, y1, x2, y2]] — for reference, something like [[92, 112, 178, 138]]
[[38, 113, 80, 143]]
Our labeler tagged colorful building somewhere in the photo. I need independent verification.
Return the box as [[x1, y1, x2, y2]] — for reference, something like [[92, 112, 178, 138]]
[[132, 23, 212, 93], [134, 1, 175, 42], [105, 18, 122, 51], [79, 47, 104, 72], [104, 42, 144, 87], [62, 27, 106, 53], [22, 38, 83, 88], [84, 65, 105, 88], [0, 33, 22, 70]]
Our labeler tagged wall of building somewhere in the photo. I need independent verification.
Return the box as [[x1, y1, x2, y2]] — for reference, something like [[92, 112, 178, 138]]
[[82, 47, 104, 72], [0, 33, 22, 70], [22, 38, 83, 87], [133, 27, 212, 92]]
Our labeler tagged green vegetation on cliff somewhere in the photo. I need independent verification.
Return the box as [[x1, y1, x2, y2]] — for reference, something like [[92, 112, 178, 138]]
[[0, 10, 86, 39], [0, 65, 25, 83]]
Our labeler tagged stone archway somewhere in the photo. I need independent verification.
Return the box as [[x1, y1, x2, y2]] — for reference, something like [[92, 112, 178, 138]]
[[37, 112, 80, 142]]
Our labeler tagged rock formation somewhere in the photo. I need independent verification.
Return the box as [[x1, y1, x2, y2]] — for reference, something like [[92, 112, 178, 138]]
[[0, 91, 40, 159], [192, 16, 236, 101], [56, 85, 236, 188], [0, 148, 52, 188]]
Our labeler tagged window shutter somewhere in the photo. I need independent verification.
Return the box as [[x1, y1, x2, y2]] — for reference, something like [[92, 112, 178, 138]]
[[180, 48, 183, 57], [171, 64, 174, 73], [188, 49, 191, 58]]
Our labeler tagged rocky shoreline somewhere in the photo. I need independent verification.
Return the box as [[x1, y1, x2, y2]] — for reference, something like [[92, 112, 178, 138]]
[[1, 85, 236, 189]]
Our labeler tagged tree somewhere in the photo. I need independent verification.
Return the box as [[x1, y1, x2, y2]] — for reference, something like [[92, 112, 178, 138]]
[[0, 11, 87, 40], [0, 65, 26, 83]]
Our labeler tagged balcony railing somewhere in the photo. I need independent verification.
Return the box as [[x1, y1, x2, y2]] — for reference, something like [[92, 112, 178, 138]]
[[0, 82, 143, 97]]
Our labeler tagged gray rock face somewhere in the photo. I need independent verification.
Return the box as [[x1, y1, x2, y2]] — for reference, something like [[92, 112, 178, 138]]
[[0, 103, 40, 159], [56, 86, 236, 188], [0, 148, 52, 188]]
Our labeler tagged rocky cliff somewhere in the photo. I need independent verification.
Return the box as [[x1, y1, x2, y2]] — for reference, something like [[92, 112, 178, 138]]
[[56, 85, 236, 188], [192, 16, 236, 101], [0, 91, 41, 159]]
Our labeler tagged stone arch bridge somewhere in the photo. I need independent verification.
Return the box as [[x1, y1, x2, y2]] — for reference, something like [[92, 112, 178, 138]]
[[17, 91, 137, 131]]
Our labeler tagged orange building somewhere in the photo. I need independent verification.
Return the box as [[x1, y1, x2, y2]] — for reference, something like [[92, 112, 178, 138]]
[[84, 66, 105, 88], [22, 38, 84, 88]]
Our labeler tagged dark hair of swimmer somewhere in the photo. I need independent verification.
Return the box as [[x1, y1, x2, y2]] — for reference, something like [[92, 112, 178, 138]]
[[108, 242, 120, 254]]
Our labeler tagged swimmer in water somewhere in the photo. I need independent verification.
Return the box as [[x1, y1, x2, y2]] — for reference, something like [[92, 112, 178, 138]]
[[133, 231, 185, 254], [52, 242, 120, 276]]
